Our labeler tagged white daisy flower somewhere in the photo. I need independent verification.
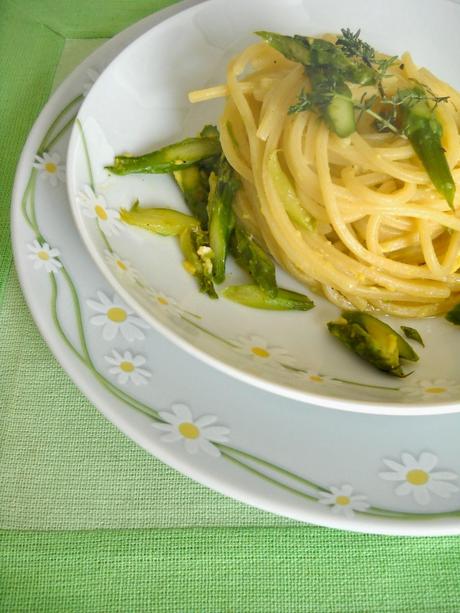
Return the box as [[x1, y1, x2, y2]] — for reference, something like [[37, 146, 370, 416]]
[[104, 349, 151, 385], [27, 240, 62, 273], [318, 484, 370, 518], [233, 335, 295, 367], [379, 452, 459, 506], [104, 250, 141, 283], [87, 290, 149, 341], [82, 68, 100, 97], [33, 152, 65, 187], [401, 379, 460, 401], [77, 185, 122, 236], [146, 288, 184, 319], [289, 368, 333, 385], [152, 403, 230, 457]]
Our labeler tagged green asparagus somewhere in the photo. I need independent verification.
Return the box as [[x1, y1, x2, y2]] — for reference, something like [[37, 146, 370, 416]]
[[400, 326, 425, 347], [399, 87, 456, 209], [179, 227, 217, 298], [173, 165, 209, 228], [223, 284, 314, 310], [120, 201, 199, 236], [230, 226, 277, 297], [207, 157, 240, 283], [106, 137, 221, 175], [327, 310, 418, 376]]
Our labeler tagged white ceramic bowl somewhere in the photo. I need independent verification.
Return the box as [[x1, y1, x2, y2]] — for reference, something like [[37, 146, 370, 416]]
[[67, 0, 460, 413]]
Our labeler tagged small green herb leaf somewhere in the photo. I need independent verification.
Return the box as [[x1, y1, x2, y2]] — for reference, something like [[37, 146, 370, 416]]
[[400, 326, 425, 347]]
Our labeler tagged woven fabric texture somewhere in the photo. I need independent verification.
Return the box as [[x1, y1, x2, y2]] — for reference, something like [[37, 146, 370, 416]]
[[2, 527, 460, 613]]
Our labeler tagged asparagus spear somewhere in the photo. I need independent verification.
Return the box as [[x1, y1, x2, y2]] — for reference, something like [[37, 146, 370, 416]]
[[173, 125, 222, 228], [256, 32, 377, 85], [327, 311, 418, 377], [173, 165, 210, 228], [207, 157, 240, 283], [257, 31, 384, 137], [179, 227, 217, 298], [120, 201, 199, 236], [328, 319, 403, 376], [399, 87, 456, 209], [223, 284, 314, 310], [106, 137, 221, 175], [255, 31, 312, 65], [229, 226, 277, 297], [343, 311, 418, 362]]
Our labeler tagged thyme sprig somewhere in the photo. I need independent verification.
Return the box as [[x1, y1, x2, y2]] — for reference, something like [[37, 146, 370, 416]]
[[336, 28, 397, 97]]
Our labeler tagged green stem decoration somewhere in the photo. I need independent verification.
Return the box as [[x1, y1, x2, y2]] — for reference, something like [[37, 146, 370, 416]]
[[331, 377, 400, 392], [76, 118, 95, 190], [218, 444, 328, 494], [44, 115, 79, 152], [39, 94, 83, 154], [180, 315, 238, 347], [97, 220, 113, 253], [220, 450, 318, 502], [21, 174, 36, 232]]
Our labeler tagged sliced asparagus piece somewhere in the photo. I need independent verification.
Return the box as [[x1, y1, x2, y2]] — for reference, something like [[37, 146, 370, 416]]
[[223, 284, 314, 310]]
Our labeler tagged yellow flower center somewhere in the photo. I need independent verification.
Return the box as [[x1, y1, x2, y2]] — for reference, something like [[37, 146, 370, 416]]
[[309, 375, 323, 383], [157, 297, 169, 305], [94, 204, 108, 221], [45, 162, 57, 173], [406, 469, 429, 486], [178, 422, 200, 439], [120, 361, 134, 373], [424, 386, 446, 394], [336, 495, 350, 506], [116, 259, 127, 271], [107, 307, 127, 323], [37, 251, 50, 261], [251, 346, 270, 358]]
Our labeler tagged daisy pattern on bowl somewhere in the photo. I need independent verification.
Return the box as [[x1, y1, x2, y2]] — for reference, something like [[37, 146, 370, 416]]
[[146, 288, 185, 319], [318, 484, 370, 518], [152, 403, 230, 457], [82, 68, 100, 97], [27, 240, 62, 274], [379, 452, 459, 506], [233, 335, 295, 367], [289, 367, 333, 386], [33, 152, 65, 187], [104, 250, 141, 283], [77, 185, 122, 236], [105, 349, 151, 385], [87, 290, 149, 341], [401, 379, 460, 401]]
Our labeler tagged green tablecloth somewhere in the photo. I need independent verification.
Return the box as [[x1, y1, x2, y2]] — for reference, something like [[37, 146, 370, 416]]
[[2, 1, 460, 610]]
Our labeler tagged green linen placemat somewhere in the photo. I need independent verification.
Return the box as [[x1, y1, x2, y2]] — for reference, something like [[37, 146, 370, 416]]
[[2, 527, 460, 613], [2, 1, 460, 611]]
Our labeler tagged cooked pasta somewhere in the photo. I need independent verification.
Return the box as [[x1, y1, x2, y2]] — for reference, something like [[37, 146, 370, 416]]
[[189, 37, 460, 317]]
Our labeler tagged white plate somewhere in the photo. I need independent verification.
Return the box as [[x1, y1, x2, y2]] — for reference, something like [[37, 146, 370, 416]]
[[12, 0, 460, 536], [66, 0, 460, 412]]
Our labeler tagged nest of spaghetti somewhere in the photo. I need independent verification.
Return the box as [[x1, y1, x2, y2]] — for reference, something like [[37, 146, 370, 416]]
[[191, 32, 460, 317]]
